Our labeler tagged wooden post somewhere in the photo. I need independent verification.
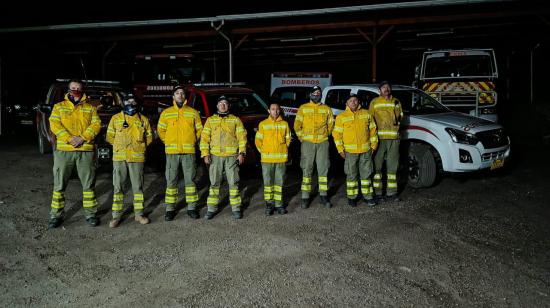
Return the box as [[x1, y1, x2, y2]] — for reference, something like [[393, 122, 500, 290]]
[[357, 26, 394, 83], [372, 27, 377, 83]]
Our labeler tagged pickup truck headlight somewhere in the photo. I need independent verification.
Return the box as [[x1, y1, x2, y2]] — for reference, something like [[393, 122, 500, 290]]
[[445, 128, 479, 145]]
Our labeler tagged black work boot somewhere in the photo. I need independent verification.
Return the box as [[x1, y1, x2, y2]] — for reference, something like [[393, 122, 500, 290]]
[[164, 210, 176, 221], [204, 211, 216, 220], [48, 217, 63, 229], [276, 207, 288, 215], [301, 198, 310, 209], [187, 210, 200, 219], [347, 198, 357, 207], [86, 216, 100, 227], [232, 211, 243, 220], [365, 197, 377, 207], [319, 196, 332, 208], [265, 202, 275, 216]]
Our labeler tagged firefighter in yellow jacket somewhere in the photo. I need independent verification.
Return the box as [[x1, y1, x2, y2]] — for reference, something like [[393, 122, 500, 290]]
[[106, 95, 153, 228], [200, 96, 247, 220], [369, 81, 403, 201], [157, 86, 203, 221], [294, 86, 335, 209], [333, 94, 378, 207], [48, 79, 101, 229], [255, 103, 291, 216]]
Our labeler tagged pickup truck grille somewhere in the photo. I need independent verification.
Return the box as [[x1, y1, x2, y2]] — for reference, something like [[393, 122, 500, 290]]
[[481, 150, 507, 162], [476, 129, 508, 149]]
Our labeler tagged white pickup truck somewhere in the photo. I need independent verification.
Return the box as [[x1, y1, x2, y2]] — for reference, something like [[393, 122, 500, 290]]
[[322, 84, 511, 188]]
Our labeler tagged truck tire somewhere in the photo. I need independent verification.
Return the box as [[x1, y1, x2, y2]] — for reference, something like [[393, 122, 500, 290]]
[[38, 129, 52, 154], [407, 143, 437, 188]]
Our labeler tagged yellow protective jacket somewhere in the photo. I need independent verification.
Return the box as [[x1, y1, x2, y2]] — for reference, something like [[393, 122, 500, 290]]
[[157, 100, 203, 154], [200, 114, 247, 157], [106, 112, 153, 162], [333, 106, 378, 154], [294, 101, 335, 143], [255, 116, 291, 163], [369, 96, 403, 140], [49, 94, 101, 152]]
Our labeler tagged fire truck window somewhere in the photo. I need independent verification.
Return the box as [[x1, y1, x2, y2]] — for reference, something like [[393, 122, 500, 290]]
[[280, 91, 296, 101], [425, 55, 493, 78], [190, 94, 205, 116], [271, 87, 310, 108]]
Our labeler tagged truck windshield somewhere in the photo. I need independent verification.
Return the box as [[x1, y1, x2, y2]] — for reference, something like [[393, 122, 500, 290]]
[[206, 93, 268, 115], [392, 89, 450, 115], [423, 54, 495, 78], [133, 59, 202, 84], [51, 87, 123, 108]]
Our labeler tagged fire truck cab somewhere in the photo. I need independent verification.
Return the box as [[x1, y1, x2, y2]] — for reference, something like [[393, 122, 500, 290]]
[[416, 49, 499, 122]]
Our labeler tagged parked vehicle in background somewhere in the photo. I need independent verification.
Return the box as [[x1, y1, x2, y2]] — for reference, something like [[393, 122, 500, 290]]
[[323, 84, 510, 188], [35, 79, 125, 163], [3, 103, 34, 130], [153, 83, 270, 166], [131, 53, 206, 126], [270, 72, 332, 117], [415, 49, 499, 122]]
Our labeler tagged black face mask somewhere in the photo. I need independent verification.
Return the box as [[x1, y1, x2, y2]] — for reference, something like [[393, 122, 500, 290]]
[[310, 94, 322, 103], [123, 105, 138, 116]]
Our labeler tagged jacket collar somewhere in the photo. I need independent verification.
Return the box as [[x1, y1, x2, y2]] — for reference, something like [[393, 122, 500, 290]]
[[345, 105, 361, 113], [379, 95, 394, 102], [173, 99, 188, 108], [64, 93, 88, 106], [267, 115, 282, 122], [308, 100, 322, 106]]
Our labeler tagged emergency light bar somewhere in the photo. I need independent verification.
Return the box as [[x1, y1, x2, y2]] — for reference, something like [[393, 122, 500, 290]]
[[192, 82, 246, 87], [56, 79, 120, 85], [135, 54, 193, 59], [272, 72, 331, 78]]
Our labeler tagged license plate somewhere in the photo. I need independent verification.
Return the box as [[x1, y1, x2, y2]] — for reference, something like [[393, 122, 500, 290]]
[[97, 147, 110, 159], [490, 159, 504, 170]]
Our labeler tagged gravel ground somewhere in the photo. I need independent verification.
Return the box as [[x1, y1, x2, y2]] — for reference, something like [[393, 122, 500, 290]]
[[1, 136, 549, 307]]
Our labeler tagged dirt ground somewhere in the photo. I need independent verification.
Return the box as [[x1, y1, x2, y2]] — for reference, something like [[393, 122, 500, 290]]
[[1, 135, 549, 307]]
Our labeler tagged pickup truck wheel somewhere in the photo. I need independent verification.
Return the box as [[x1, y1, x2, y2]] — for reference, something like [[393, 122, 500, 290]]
[[38, 129, 52, 154], [407, 143, 437, 188]]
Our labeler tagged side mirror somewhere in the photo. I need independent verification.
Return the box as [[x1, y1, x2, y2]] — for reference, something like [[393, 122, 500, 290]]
[[414, 65, 420, 79]]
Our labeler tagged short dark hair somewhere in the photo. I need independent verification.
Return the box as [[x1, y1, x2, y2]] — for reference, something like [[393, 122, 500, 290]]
[[172, 85, 185, 94], [68, 79, 83, 88], [269, 102, 280, 108], [217, 95, 229, 103], [347, 93, 358, 101], [378, 80, 391, 89], [311, 85, 322, 93]]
